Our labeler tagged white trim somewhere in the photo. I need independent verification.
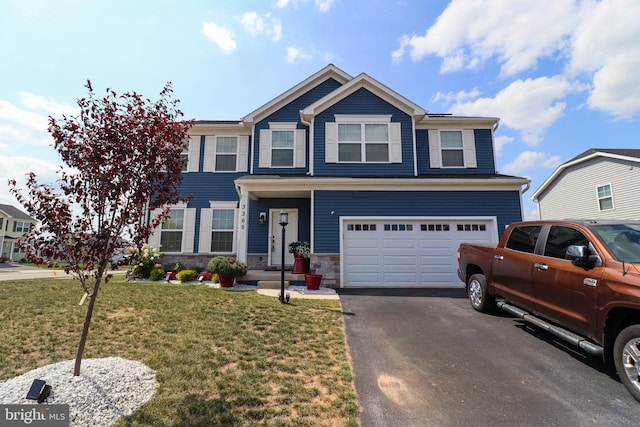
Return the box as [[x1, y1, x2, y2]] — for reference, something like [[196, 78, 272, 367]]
[[268, 122, 298, 129], [259, 126, 306, 168], [334, 114, 391, 123]]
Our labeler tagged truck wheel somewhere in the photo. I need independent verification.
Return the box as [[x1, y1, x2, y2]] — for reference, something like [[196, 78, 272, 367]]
[[467, 274, 494, 313], [614, 325, 640, 402]]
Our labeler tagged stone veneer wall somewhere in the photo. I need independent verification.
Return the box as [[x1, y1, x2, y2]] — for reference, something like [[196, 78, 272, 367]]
[[161, 254, 214, 271], [309, 253, 341, 288]]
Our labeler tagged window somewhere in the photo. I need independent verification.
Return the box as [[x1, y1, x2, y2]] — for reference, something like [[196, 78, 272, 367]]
[[506, 225, 542, 254], [215, 136, 238, 171], [347, 223, 377, 231], [161, 209, 184, 252], [271, 131, 294, 167], [544, 226, 590, 259], [597, 184, 613, 211], [14, 221, 30, 233], [180, 139, 189, 172], [259, 124, 305, 168], [338, 123, 389, 162], [440, 131, 464, 167], [211, 209, 235, 252], [457, 224, 486, 231], [0, 218, 4, 230], [383, 223, 413, 231]]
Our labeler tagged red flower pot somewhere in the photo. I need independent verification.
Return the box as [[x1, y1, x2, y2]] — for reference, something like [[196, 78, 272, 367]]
[[292, 253, 308, 274], [218, 275, 235, 287], [304, 274, 322, 290]]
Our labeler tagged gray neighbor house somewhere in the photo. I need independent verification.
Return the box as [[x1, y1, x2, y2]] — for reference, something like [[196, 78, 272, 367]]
[[532, 148, 640, 221], [148, 64, 530, 288]]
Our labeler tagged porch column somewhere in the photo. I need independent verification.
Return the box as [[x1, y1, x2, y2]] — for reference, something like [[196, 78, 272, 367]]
[[236, 190, 250, 263]]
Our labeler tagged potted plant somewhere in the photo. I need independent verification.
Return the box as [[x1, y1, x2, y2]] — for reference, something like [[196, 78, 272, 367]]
[[207, 256, 248, 287], [304, 273, 323, 290], [288, 241, 310, 274]]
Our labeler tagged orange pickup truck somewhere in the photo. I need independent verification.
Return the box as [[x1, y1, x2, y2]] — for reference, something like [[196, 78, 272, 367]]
[[457, 219, 640, 401]]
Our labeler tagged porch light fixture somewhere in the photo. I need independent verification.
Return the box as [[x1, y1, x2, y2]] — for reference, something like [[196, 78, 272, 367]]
[[278, 211, 290, 304], [259, 212, 267, 225]]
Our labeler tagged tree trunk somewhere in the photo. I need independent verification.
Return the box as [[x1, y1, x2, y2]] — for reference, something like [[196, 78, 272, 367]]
[[73, 279, 101, 376]]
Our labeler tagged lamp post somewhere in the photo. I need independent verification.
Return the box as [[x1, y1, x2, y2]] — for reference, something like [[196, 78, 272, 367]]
[[278, 211, 289, 304]]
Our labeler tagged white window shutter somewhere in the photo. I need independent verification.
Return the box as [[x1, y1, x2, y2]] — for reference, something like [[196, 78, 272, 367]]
[[199, 209, 212, 254], [188, 136, 200, 172], [428, 130, 441, 168], [147, 208, 163, 248], [238, 136, 249, 172], [389, 122, 402, 163], [295, 129, 306, 167], [203, 136, 215, 172], [463, 130, 477, 168], [183, 208, 196, 253], [259, 129, 271, 168], [325, 122, 337, 163]]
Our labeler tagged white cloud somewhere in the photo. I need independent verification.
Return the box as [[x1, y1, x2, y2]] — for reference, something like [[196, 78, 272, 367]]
[[0, 155, 61, 205], [285, 46, 312, 64], [274, 0, 335, 12], [449, 76, 582, 145], [202, 22, 236, 53], [523, 205, 540, 221], [569, 0, 640, 119], [240, 12, 282, 42], [501, 151, 562, 174], [432, 88, 480, 104], [20, 92, 77, 117], [0, 100, 50, 147], [392, 0, 578, 76], [493, 135, 514, 156]]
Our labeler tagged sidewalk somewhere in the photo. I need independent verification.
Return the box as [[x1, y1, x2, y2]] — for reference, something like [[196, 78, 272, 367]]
[[0, 262, 126, 281]]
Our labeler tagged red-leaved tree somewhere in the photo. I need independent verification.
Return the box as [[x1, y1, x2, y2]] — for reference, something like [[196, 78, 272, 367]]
[[9, 81, 193, 376]]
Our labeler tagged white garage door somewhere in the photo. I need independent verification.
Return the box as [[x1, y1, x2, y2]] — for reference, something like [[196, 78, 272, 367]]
[[342, 218, 497, 287]]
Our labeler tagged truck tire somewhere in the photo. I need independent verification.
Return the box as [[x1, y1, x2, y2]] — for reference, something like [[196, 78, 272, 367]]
[[467, 273, 494, 313], [614, 324, 640, 402]]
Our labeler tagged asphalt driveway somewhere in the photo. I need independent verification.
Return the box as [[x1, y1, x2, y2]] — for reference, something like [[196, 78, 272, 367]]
[[339, 288, 640, 427]]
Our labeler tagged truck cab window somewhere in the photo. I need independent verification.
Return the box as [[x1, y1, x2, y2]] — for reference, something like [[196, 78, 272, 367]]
[[505, 225, 542, 253], [544, 226, 589, 259]]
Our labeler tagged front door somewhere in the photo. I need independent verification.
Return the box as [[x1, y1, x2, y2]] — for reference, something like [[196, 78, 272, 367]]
[[270, 209, 298, 267]]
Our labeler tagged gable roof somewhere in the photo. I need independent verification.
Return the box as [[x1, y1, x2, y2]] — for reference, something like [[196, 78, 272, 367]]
[[243, 64, 352, 124], [0, 204, 35, 221], [532, 148, 640, 201], [300, 72, 427, 121]]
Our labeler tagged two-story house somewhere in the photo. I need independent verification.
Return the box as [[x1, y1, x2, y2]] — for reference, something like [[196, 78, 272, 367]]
[[0, 204, 36, 262], [148, 65, 530, 288]]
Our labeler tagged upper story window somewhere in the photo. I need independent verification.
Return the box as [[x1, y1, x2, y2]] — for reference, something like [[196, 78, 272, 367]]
[[215, 136, 238, 171], [180, 142, 189, 172], [14, 221, 31, 233], [428, 129, 477, 169], [325, 115, 402, 164], [203, 135, 249, 173], [161, 209, 184, 253], [596, 184, 614, 211], [259, 123, 306, 168]]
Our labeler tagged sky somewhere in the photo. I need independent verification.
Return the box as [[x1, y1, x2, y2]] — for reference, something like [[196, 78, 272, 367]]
[[1, 0, 639, 220]]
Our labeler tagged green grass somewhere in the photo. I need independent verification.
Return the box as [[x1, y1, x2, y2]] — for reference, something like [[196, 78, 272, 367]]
[[0, 278, 360, 426]]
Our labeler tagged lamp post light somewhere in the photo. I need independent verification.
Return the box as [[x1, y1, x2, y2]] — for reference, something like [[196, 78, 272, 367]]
[[278, 211, 290, 304]]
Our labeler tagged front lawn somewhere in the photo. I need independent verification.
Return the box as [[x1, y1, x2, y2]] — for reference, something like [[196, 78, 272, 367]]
[[0, 278, 359, 426]]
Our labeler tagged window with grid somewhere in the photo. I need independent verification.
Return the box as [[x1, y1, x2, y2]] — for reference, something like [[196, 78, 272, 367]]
[[161, 209, 184, 252], [14, 221, 30, 233], [338, 123, 389, 162], [180, 139, 189, 172], [271, 130, 294, 167], [215, 136, 238, 171], [440, 130, 464, 167], [211, 209, 235, 252], [597, 184, 613, 210]]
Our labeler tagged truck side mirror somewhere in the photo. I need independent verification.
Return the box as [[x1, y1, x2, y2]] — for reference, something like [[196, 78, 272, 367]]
[[565, 245, 598, 267]]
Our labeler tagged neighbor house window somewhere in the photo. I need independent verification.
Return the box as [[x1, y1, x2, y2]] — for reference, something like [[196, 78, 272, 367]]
[[161, 209, 184, 252], [440, 131, 464, 167], [215, 136, 238, 171], [180, 140, 189, 172], [597, 184, 613, 211], [211, 208, 235, 252], [271, 130, 294, 167], [338, 122, 389, 162], [14, 221, 30, 233]]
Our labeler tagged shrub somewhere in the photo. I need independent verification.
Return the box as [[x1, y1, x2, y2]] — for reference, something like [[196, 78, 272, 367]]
[[207, 256, 248, 278], [149, 268, 166, 281], [177, 269, 198, 282], [129, 244, 162, 278], [174, 262, 186, 272]]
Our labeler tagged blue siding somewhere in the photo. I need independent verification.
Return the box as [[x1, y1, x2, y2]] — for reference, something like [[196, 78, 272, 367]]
[[313, 190, 523, 252], [416, 129, 496, 174], [247, 198, 311, 253], [253, 78, 343, 174], [314, 88, 415, 177]]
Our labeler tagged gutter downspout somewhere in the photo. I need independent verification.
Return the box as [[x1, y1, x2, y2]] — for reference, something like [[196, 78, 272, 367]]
[[299, 111, 313, 176]]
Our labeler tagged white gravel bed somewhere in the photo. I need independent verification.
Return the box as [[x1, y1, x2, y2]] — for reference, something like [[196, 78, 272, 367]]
[[0, 357, 157, 427]]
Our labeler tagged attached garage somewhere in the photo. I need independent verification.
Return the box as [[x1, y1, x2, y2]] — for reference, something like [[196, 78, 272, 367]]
[[341, 217, 498, 287]]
